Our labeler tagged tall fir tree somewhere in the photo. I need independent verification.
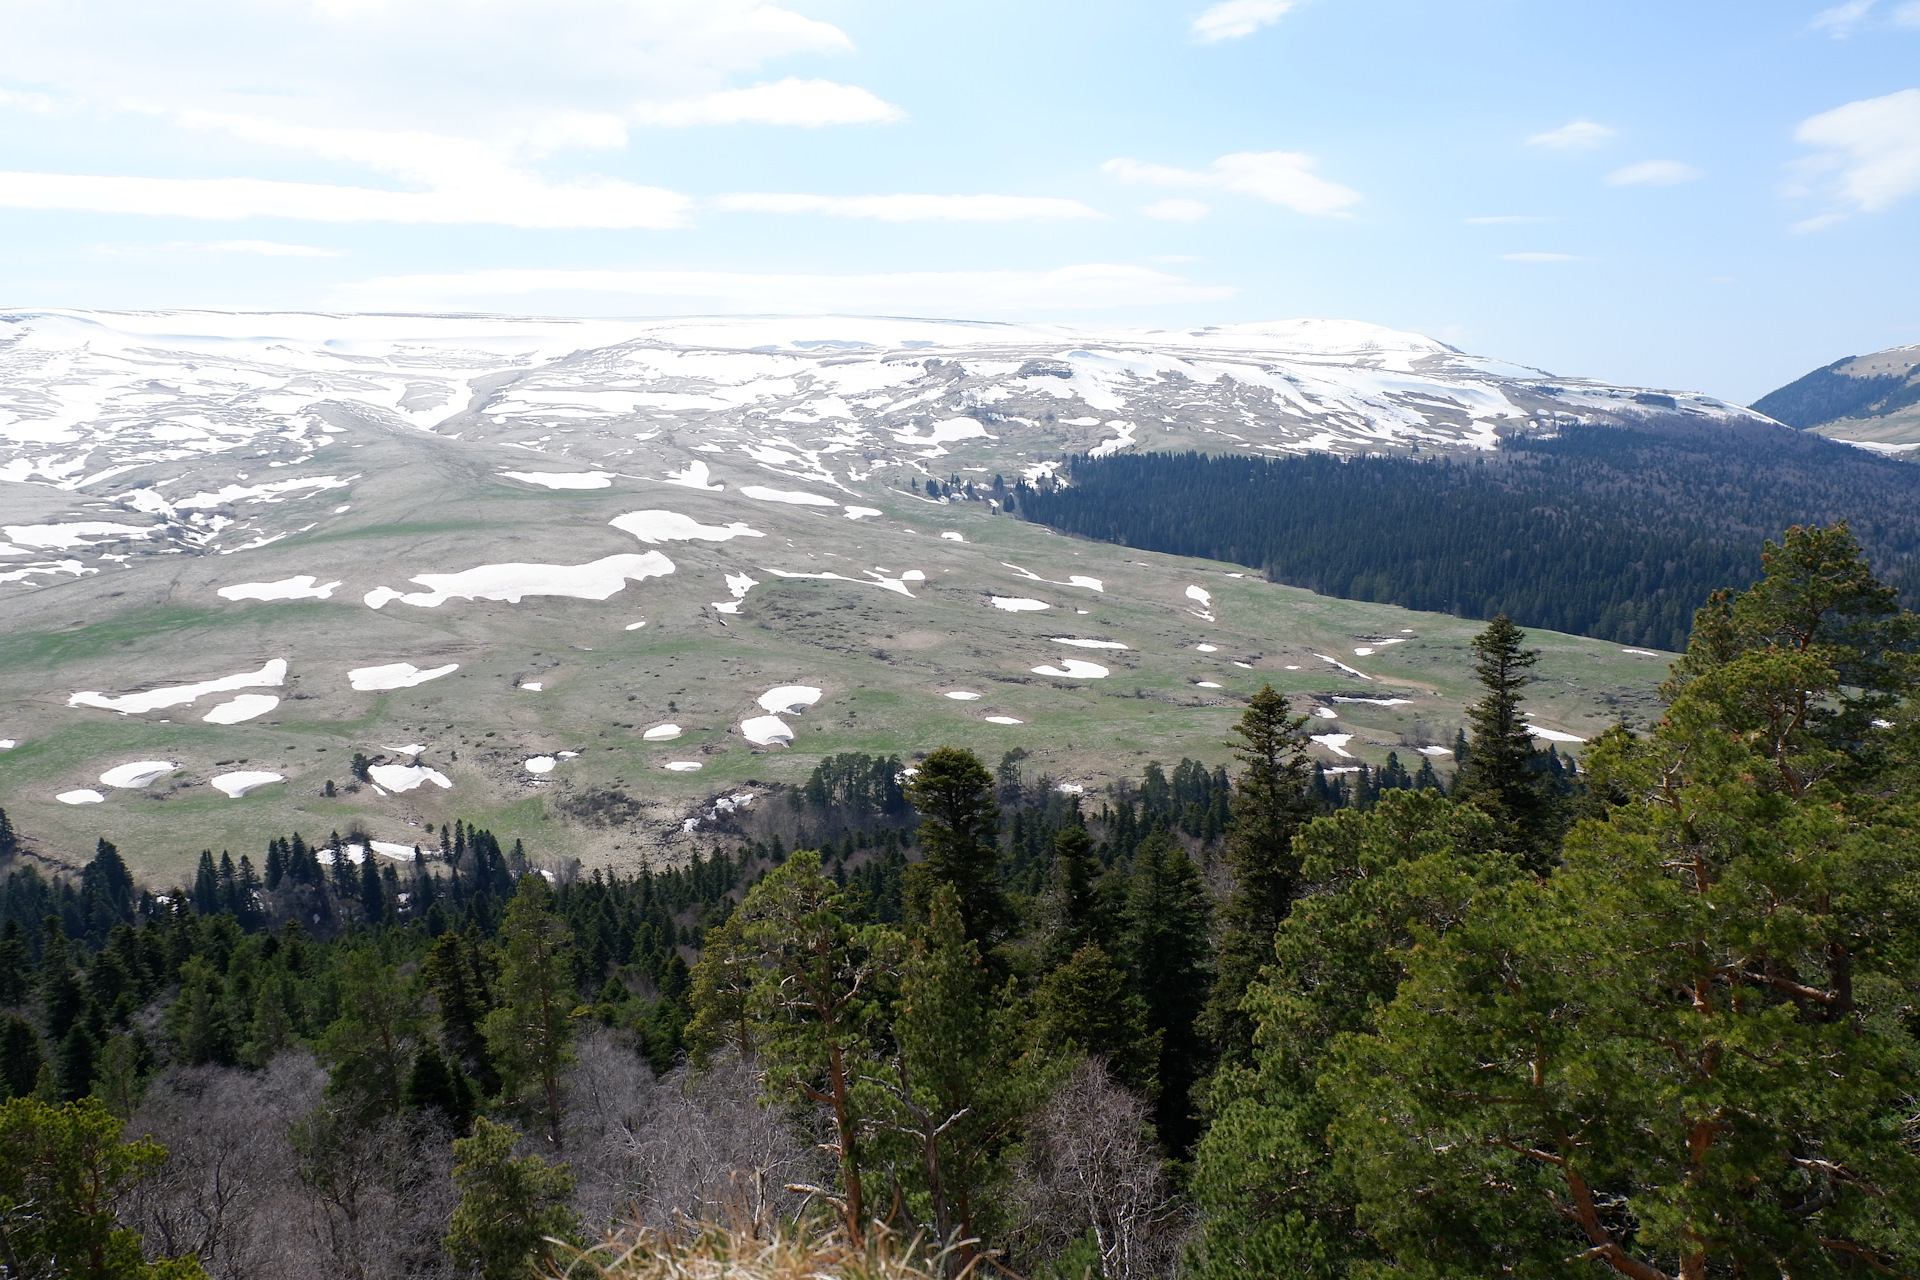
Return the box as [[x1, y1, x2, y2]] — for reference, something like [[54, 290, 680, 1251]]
[[1454, 614, 1562, 869], [1201, 685, 1316, 1063], [1124, 831, 1214, 1151]]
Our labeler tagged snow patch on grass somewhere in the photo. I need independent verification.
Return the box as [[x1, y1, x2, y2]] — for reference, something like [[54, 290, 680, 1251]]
[[940, 531, 965, 542], [741, 714, 794, 746], [984, 715, 1023, 725], [1311, 733, 1355, 758], [945, 691, 982, 700], [843, 506, 882, 520], [365, 552, 674, 607], [643, 724, 682, 740], [759, 685, 822, 713], [612, 511, 764, 544], [1052, 637, 1128, 650], [218, 575, 341, 601], [349, 662, 459, 691], [1530, 727, 1586, 743], [525, 756, 556, 774], [57, 790, 104, 805], [368, 764, 452, 792], [71, 659, 287, 715], [1032, 659, 1109, 679], [211, 770, 283, 797], [663, 460, 724, 490], [202, 694, 279, 723], [991, 596, 1049, 612], [664, 761, 703, 771], [99, 761, 175, 788], [742, 485, 837, 507], [1333, 697, 1413, 706], [6, 522, 153, 549], [501, 470, 615, 489]]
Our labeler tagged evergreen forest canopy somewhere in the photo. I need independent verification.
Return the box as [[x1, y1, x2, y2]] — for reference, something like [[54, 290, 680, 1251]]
[[1011, 419, 1920, 650], [2, 522, 1919, 1280]]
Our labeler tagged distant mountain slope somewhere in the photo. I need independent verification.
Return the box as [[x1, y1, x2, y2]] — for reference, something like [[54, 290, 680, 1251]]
[[1015, 420, 1920, 651], [1751, 344, 1920, 450]]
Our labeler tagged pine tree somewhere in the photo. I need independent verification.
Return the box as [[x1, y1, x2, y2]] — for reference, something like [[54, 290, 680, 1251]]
[[444, 1116, 578, 1280], [316, 950, 421, 1124], [1202, 685, 1315, 1063], [735, 851, 901, 1242], [1124, 832, 1213, 1150], [685, 909, 755, 1064], [904, 747, 1010, 948], [482, 875, 578, 1148]]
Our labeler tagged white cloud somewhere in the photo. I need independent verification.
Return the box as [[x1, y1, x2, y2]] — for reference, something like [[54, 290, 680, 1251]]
[[0, 170, 692, 229], [206, 240, 345, 257], [331, 263, 1236, 314], [1605, 160, 1701, 186], [1525, 119, 1617, 150], [713, 192, 1102, 221], [1791, 212, 1851, 233], [1500, 252, 1585, 262], [0, 1, 889, 234], [1140, 198, 1212, 221], [1794, 88, 1920, 212], [632, 79, 904, 127], [1465, 215, 1553, 224], [1191, 0, 1299, 42], [1811, 0, 1876, 34], [1897, 1, 1920, 26], [1104, 151, 1360, 217]]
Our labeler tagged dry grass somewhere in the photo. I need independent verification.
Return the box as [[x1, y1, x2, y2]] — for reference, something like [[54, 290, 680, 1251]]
[[551, 1221, 951, 1280]]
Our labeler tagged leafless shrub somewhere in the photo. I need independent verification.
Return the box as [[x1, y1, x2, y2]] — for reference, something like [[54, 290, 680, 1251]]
[[1009, 1059, 1190, 1280], [123, 1049, 458, 1280], [592, 1049, 823, 1233]]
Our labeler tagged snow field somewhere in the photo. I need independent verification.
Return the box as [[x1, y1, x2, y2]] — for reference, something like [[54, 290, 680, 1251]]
[[1052, 637, 1128, 649], [945, 691, 982, 700], [1333, 697, 1414, 707], [1418, 746, 1453, 757], [843, 507, 882, 520], [1195, 644, 1218, 652], [1195, 681, 1223, 689], [991, 596, 1049, 612], [1233, 661, 1253, 669], [983, 716, 1024, 725], [70, 658, 288, 715], [57, 790, 105, 805], [1312, 707, 1338, 719], [349, 662, 459, 692], [940, 532, 965, 542], [218, 575, 341, 601], [364, 551, 674, 608], [5, 522, 153, 549], [210, 771, 284, 798], [524, 757, 556, 774], [1311, 733, 1355, 758], [1529, 727, 1586, 743], [662, 460, 723, 490], [521, 682, 544, 692], [0, 740, 14, 749], [1314, 654, 1373, 680], [1621, 648, 1660, 657], [643, 724, 682, 741], [202, 694, 279, 724], [664, 761, 703, 771], [100, 761, 175, 788]]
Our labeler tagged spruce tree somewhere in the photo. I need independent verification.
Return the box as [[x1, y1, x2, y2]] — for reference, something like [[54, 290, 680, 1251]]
[[316, 950, 421, 1124], [192, 851, 219, 915], [1039, 824, 1105, 968], [424, 930, 498, 1094], [0, 918, 29, 1007], [1033, 942, 1157, 1093], [1201, 685, 1315, 1063], [1455, 614, 1560, 868], [1124, 832, 1213, 1150], [904, 746, 1010, 948], [0, 1014, 44, 1098]]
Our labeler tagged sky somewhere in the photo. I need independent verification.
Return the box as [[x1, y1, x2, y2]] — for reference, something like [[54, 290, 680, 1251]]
[[0, 0, 1916, 403]]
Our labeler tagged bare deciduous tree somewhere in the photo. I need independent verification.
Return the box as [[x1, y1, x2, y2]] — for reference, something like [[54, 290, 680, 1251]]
[[1009, 1060, 1189, 1280]]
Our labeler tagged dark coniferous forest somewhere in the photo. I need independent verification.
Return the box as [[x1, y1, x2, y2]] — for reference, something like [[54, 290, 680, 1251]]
[[1013, 419, 1920, 650]]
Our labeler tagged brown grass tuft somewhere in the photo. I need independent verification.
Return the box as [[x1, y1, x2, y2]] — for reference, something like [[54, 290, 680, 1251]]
[[551, 1220, 952, 1280]]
